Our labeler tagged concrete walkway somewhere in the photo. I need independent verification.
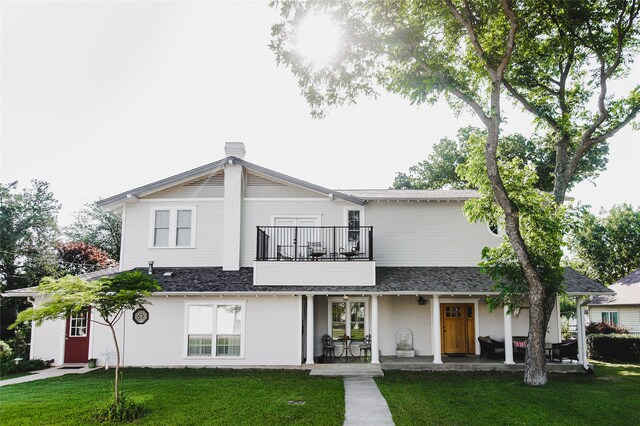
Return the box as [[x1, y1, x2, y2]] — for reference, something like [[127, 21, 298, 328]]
[[0, 366, 95, 387], [343, 377, 394, 426]]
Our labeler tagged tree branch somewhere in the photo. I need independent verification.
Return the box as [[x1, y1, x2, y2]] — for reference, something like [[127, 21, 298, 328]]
[[502, 79, 561, 133]]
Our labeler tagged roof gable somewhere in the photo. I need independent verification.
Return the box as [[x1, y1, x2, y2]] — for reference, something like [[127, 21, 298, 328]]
[[97, 156, 365, 208]]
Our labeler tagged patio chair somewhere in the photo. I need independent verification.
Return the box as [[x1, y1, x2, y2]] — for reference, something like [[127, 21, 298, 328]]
[[551, 340, 578, 362], [359, 334, 372, 358], [339, 241, 363, 260], [321, 334, 336, 359], [277, 245, 294, 260], [307, 241, 326, 260], [478, 336, 505, 359]]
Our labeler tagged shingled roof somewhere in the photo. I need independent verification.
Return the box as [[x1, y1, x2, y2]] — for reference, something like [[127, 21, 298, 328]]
[[588, 269, 640, 306], [130, 266, 610, 295]]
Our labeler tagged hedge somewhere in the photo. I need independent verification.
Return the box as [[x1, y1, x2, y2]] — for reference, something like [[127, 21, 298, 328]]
[[587, 333, 640, 363]]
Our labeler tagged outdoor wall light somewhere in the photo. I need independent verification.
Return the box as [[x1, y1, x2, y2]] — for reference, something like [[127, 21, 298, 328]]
[[417, 296, 427, 305]]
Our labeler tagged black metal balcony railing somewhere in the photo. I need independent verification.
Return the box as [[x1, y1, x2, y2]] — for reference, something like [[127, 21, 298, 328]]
[[256, 226, 373, 261]]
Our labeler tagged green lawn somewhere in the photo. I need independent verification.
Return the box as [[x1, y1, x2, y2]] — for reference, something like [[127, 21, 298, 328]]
[[376, 362, 640, 426], [0, 372, 34, 381], [0, 368, 344, 426]]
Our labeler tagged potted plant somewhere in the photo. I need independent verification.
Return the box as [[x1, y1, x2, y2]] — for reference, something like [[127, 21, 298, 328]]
[[87, 358, 97, 368]]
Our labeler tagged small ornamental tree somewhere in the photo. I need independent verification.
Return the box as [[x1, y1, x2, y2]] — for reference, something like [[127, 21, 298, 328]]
[[11, 271, 160, 404]]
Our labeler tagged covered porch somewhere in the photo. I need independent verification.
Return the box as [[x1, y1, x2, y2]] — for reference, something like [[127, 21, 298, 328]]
[[303, 291, 592, 370]]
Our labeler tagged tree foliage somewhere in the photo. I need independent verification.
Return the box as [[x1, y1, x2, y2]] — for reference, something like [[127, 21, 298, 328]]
[[12, 271, 160, 403], [271, 0, 640, 386], [65, 202, 122, 261], [0, 180, 60, 339], [568, 204, 640, 286], [392, 126, 562, 191], [57, 241, 117, 276]]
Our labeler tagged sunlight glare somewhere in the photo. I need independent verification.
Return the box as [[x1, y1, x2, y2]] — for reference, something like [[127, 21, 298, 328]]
[[296, 13, 341, 67]]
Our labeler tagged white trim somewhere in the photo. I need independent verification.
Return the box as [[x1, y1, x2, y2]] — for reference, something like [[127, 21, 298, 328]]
[[29, 320, 36, 360], [486, 222, 503, 238], [148, 206, 198, 249], [139, 198, 224, 202], [245, 198, 330, 202], [326, 297, 369, 340], [343, 206, 365, 226], [270, 215, 322, 226], [58, 320, 66, 365], [183, 300, 246, 359], [119, 204, 126, 272], [438, 297, 480, 355]]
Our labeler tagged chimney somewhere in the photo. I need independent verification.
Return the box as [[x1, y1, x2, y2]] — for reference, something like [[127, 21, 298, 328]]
[[225, 142, 246, 160]]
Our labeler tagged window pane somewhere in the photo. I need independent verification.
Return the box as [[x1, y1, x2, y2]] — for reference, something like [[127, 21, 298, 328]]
[[216, 335, 241, 356], [332, 302, 346, 339], [217, 305, 242, 334], [177, 210, 192, 227], [155, 210, 170, 228], [188, 335, 212, 356], [216, 305, 241, 357], [612, 312, 619, 325], [176, 228, 191, 247], [154, 228, 169, 247], [188, 306, 213, 334], [350, 302, 365, 340]]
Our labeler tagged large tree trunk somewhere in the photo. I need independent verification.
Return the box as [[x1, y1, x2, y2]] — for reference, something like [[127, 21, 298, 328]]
[[484, 93, 549, 385]]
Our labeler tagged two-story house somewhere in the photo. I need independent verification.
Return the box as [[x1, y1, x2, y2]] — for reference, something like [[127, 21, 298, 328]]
[[8, 143, 611, 369]]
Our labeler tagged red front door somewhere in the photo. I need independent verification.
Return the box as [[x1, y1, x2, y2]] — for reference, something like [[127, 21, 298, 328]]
[[64, 309, 91, 363]]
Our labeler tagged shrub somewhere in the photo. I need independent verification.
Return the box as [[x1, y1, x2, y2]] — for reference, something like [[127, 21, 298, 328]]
[[587, 333, 640, 363], [0, 357, 51, 376], [93, 393, 146, 423], [0, 341, 12, 361], [585, 321, 629, 335]]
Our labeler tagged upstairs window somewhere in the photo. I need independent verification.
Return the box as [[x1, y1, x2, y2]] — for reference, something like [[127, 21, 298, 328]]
[[347, 210, 360, 243], [149, 207, 196, 248]]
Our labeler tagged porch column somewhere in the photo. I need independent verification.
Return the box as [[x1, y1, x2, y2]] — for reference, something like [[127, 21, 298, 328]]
[[576, 296, 588, 369], [306, 295, 314, 365], [432, 295, 442, 364], [371, 295, 380, 364], [503, 305, 515, 365]]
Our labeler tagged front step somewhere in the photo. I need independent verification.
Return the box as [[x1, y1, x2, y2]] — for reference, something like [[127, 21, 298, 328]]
[[309, 364, 384, 377]]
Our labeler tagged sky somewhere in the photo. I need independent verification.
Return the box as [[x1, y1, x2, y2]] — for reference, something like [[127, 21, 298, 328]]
[[1, 1, 639, 226]]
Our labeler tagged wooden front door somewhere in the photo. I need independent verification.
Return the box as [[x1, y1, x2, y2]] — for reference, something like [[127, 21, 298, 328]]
[[64, 309, 91, 363], [441, 304, 475, 355]]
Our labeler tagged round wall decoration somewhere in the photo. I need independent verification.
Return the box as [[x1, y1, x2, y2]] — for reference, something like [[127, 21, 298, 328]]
[[133, 308, 149, 325]]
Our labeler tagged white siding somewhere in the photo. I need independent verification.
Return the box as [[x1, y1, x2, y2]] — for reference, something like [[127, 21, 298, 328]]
[[121, 201, 224, 269], [89, 296, 301, 367], [379, 296, 432, 356], [31, 318, 64, 366], [254, 261, 375, 286], [245, 173, 325, 198], [589, 306, 640, 333], [365, 201, 500, 266]]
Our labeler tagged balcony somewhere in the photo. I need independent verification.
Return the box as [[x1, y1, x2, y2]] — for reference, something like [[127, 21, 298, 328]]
[[256, 226, 373, 261], [254, 226, 375, 286]]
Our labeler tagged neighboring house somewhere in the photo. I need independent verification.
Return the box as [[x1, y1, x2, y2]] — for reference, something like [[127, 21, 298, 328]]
[[5, 143, 612, 367], [588, 269, 640, 334]]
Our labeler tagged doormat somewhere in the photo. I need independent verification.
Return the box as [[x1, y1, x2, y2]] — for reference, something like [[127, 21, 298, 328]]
[[59, 366, 84, 369], [446, 354, 467, 358]]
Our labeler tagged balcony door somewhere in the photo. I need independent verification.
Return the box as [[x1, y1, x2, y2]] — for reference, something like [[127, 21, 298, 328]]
[[273, 216, 320, 258]]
